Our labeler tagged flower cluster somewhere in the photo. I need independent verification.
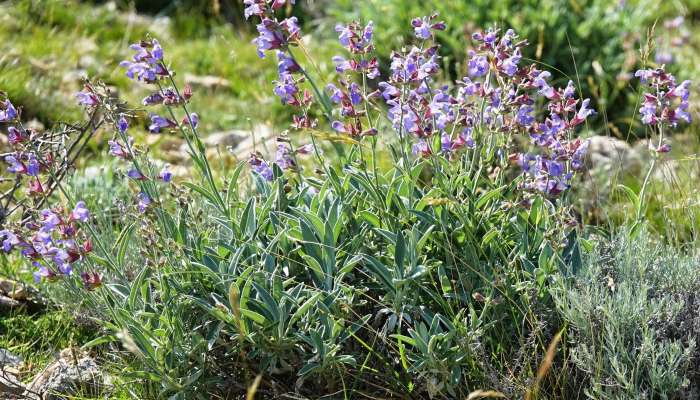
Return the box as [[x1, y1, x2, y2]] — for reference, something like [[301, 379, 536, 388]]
[[327, 21, 380, 138], [119, 38, 167, 83], [105, 115, 172, 211], [244, 1, 317, 130], [2, 97, 59, 198], [0, 202, 96, 286], [636, 67, 691, 128], [247, 140, 313, 181], [378, 23, 594, 195]]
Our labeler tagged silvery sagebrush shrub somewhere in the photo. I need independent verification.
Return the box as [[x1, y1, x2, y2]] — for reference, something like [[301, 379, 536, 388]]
[[552, 230, 699, 399], [0, 0, 693, 398]]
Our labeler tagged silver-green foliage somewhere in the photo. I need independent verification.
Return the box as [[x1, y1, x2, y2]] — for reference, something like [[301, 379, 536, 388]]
[[553, 231, 699, 399]]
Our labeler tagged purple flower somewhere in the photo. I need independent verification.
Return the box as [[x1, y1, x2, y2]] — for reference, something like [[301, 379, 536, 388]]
[[120, 38, 166, 82], [243, 0, 264, 19], [70, 201, 90, 222], [40, 210, 61, 233], [0, 99, 18, 122], [412, 17, 432, 40], [119, 61, 157, 82], [676, 102, 691, 124], [412, 140, 431, 157], [516, 105, 535, 126], [671, 80, 691, 101], [137, 192, 151, 213], [273, 72, 298, 104], [117, 115, 129, 134], [142, 92, 165, 106], [639, 102, 657, 125], [128, 168, 147, 180], [336, 23, 353, 47], [635, 69, 655, 83], [411, 15, 445, 40], [501, 49, 521, 76], [331, 121, 346, 133], [563, 81, 576, 99], [0, 230, 20, 252], [468, 53, 489, 77], [277, 51, 300, 74], [5, 155, 25, 174], [148, 114, 176, 133], [275, 144, 295, 170], [7, 126, 27, 144], [26, 153, 40, 176], [248, 154, 274, 181], [349, 82, 362, 105], [157, 164, 172, 183], [108, 138, 132, 159], [326, 83, 344, 104], [254, 19, 285, 58], [332, 56, 352, 73], [184, 113, 199, 129], [378, 82, 399, 100], [533, 71, 556, 99], [571, 99, 595, 126], [76, 89, 99, 106]]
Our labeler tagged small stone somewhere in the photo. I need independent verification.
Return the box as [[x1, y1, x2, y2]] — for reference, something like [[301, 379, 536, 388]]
[[28, 351, 112, 400], [184, 73, 231, 90], [1, 349, 23, 368], [25, 119, 45, 132], [203, 131, 246, 149], [0, 369, 25, 396], [586, 135, 642, 176]]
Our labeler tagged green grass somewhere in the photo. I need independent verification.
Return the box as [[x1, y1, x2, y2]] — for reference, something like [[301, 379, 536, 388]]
[[0, 0, 338, 133], [0, 309, 96, 377]]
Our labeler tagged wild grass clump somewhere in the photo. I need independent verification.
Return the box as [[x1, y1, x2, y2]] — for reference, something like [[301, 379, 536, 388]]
[[0, 1, 696, 398]]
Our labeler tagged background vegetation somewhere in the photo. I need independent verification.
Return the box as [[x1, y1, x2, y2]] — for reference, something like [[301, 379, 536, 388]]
[[1, 0, 699, 399]]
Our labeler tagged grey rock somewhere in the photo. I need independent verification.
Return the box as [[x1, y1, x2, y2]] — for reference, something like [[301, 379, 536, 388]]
[[184, 73, 231, 90], [27, 353, 111, 400], [25, 119, 45, 133], [0, 349, 22, 368], [203, 130, 246, 149], [0, 369, 25, 396], [586, 135, 642, 176]]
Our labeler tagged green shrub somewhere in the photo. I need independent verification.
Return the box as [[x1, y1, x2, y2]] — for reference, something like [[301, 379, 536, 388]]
[[553, 230, 699, 399]]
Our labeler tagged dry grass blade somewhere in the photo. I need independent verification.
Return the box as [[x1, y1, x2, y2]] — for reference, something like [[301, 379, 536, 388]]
[[467, 389, 507, 399], [246, 374, 262, 400], [525, 330, 563, 400]]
